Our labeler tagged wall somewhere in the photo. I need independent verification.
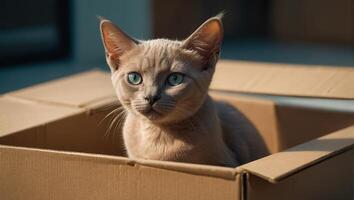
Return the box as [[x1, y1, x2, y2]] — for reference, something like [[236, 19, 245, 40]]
[[72, 0, 152, 65]]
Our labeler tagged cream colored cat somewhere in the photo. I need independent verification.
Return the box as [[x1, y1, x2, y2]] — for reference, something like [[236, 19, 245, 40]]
[[99, 15, 268, 167]]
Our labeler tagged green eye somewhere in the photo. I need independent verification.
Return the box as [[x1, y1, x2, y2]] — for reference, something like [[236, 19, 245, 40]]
[[127, 72, 142, 85], [167, 73, 184, 86]]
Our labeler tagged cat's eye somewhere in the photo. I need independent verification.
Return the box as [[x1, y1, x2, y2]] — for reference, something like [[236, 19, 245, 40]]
[[167, 73, 184, 86], [127, 72, 142, 85]]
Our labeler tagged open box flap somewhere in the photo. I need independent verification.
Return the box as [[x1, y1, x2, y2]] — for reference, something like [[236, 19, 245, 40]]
[[0, 97, 81, 137], [211, 60, 354, 99], [238, 125, 354, 183], [6, 70, 116, 109]]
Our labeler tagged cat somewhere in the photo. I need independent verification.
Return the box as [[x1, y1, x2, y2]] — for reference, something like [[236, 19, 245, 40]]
[[99, 15, 269, 167]]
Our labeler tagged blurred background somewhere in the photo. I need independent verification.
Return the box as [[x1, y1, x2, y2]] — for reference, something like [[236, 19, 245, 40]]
[[0, 0, 353, 94]]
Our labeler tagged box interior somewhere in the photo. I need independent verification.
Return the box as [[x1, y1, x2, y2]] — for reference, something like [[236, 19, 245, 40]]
[[1, 91, 353, 161], [1, 67, 354, 170]]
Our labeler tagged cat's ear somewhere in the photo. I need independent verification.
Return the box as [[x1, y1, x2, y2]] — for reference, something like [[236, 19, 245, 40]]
[[99, 17, 138, 72], [182, 14, 223, 65]]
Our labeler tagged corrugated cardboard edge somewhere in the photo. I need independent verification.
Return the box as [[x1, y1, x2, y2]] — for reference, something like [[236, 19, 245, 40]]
[[0, 144, 238, 180], [238, 125, 354, 183]]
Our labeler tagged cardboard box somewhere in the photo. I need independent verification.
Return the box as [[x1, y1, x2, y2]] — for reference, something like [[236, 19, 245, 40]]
[[1, 60, 353, 200]]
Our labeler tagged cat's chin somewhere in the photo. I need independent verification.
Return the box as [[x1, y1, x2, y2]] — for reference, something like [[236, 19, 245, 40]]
[[137, 108, 165, 122], [144, 110, 163, 121]]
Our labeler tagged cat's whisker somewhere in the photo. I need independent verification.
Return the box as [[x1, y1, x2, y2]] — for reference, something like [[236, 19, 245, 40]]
[[134, 104, 148, 108], [98, 107, 123, 127], [114, 111, 128, 139], [106, 107, 125, 136], [105, 109, 127, 139], [100, 101, 120, 109], [105, 114, 120, 139], [111, 112, 126, 140]]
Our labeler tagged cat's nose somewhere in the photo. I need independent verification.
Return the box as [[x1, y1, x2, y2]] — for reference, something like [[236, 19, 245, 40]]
[[144, 95, 161, 105]]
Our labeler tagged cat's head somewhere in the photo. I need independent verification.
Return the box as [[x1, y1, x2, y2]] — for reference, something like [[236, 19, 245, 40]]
[[100, 15, 223, 124]]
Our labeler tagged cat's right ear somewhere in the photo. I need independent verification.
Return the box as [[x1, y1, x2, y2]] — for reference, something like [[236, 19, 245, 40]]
[[99, 17, 138, 72], [182, 14, 223, 67]]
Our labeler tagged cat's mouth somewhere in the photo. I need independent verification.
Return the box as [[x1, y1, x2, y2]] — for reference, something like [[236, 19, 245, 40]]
[[137, 106, 164, 120]]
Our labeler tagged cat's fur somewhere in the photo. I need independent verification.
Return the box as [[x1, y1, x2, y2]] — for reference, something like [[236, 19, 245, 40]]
[[99, 15, 269, 167]]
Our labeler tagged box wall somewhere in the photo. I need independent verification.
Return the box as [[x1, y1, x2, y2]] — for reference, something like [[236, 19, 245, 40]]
[[0, 126, 46, 149], [213, 92, 354, 153], [44, 110, 125, 156], [0, 146, 240, 200], [212, 93, 279, 154], [0, 103, 125, 156], [274, 104, 354, 151]]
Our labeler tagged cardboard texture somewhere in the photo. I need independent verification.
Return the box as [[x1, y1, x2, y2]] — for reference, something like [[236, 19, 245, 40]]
[[0, 146, 240, 200], [1, 60, 353, 199]]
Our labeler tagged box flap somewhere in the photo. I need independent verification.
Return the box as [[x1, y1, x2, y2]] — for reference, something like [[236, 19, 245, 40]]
[[6, 70, 116, 108], [211, 60, 354, 99], [0, 97, 81, 137], [246, 149, 354, 200], [239, 125, 354, 183]]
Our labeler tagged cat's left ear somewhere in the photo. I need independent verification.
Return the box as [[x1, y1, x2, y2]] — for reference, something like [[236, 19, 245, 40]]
[[182, 14, 223, 65], [99, 17, 138, 72]]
